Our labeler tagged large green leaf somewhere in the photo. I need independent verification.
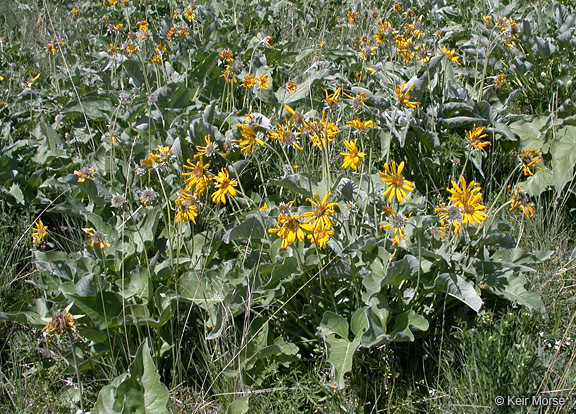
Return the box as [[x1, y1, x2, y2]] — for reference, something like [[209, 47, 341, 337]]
[[93, 342, 169, 414], [435, 273, 483, 313]]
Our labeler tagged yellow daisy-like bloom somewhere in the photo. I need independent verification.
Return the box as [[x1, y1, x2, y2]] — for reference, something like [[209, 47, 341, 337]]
[[46, 42, 57, 54], [0, 75, 4, 82], [445, 177, 489, 226], [219, 65, 237, 84], [194, 135, 218, 159], [286, 80, 297, 92], [220, 48, 234, 63], [268, 120, 303, 150], [323, 87, 342, 107], [75, 167, 95, 183], [82, 227, 111, 249], [346, 118, 376, 130], [465, 124, 491, 151], [242, 73, 257, 88], [268, 214, 310, 249], [258, 74, 271, 89], [183, 5, 196, 21], [396, 81, 420, 109], [301, 192, 338, 231], [435, 203, 464, 235], [460, 194, 489, 226], [260, 202, 269, 211], [494, 74, 508, 89], [211, 168, 238, 204], [380, 210, 408, 246], [508, 185, 535, 219], [342, 91, 369, 109], [125, 43, 138, 55], [379, 161, 415, 203], [307, 225, 335, 249], [174, 189, 198, 223], [43, 311, 76, 335], [142, 145, 172, 169], [182, 157, 212, 194], [234, 123, 264, 156], [393, 2, 402, 13], [447, 176, 482, 207], [440, 46, 461, 65], [306, 110, 340, 148], [31, 219, 49, 243], [340, 139, 365, 171], [520, 148, 543, 176]]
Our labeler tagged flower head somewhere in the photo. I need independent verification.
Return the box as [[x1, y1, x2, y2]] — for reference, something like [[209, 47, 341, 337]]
[[396, 81, 420, 109], [323, 87, 342, 107], [258, 74, 271, 89], [235, 123, 264, 156], [465, 124, 491, 151], [75, 167, 95, 183], [140, 187, 157, 206], [520, 148, 543, 176], [307, 226, 335, 249], [43, 311, 76, 336], [175, 189, 198, 223], [508, 185, 535, 219], [340, 139, 365, 171], [31, 219, 49, 243], [444, 177, 489, 227], [379, 161, 415, 203], [211, 168, 238, 204], [142, 145, 172, 169], [194, 135, 218, 159], [220, 48, 234, 63], [82, 227, 111, 249], [305, 110, 340, 148], [182, 157, 212, 194], [242, 73, 257, 88], [435, 203, 463, 235], [301, 192, 339, 231], [346, 118, 376, 130], [380, 209, 409, 246], [268, 120, 303, 150], [440, 46, 461, 65], [110, 194, 127, 208], [268, 213, 310, 249]]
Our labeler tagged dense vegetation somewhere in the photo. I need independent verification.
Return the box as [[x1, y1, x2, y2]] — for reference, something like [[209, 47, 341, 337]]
[[1, 0, 575, 412]]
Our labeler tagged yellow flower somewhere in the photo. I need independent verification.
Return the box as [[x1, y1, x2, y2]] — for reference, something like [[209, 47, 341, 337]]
[[465, 124, 491, 151], [379, 161, 415, 203], [494, 74, 508, 89], [43, 311, 76, 336], [394, 35, 417, 63], [520, 148, 543, 176], [346, 118, 376, 130], [393, 2, 402, 13], [82, 227, 111, 249], [174, 189, 198, 223], [446, 176, 482, 207], [301, 192, 338, 231], [268, 120, 304, 150], [268, 214, 310, 249], [75, 167, 95, 182], [194, 135, 218, 159], [260, 202, 269, 211], [242, 73, 257, 88], [435, 204, 463, 235], [211, 168, 238, 204], [0, 75, 3, 82], [508, 185, 535, 219], [396, 81, 420, 109], [460, 194, 489, 226], [340, 139, 365, 171], [71, 8, 80, 14], [258, 74, 271, 89], [182, 157, 212, 194], [347, 10, 359, 23], [125, 43, 138, 55], [220, 49, 234, 63], [342, 91, 369, 109], [305, 110, 340, 148], [219, 65, 237, 83], [308, 225, 335, 249], [323, 87, 342, 107], [234, 123, 264, 156], [183, 5, 196, 21], [440, 46, 461, 65], [445, 177, 488, 226], [45, 42, 57, 54], [380, 210, 408, 246], [108, 43, 120, 55], [286, 80, 297, 92], [142, 145, 172, 169], [26, 74, 40, 88], [264, 36, 274, 48], [31, 219, 49, 243]]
